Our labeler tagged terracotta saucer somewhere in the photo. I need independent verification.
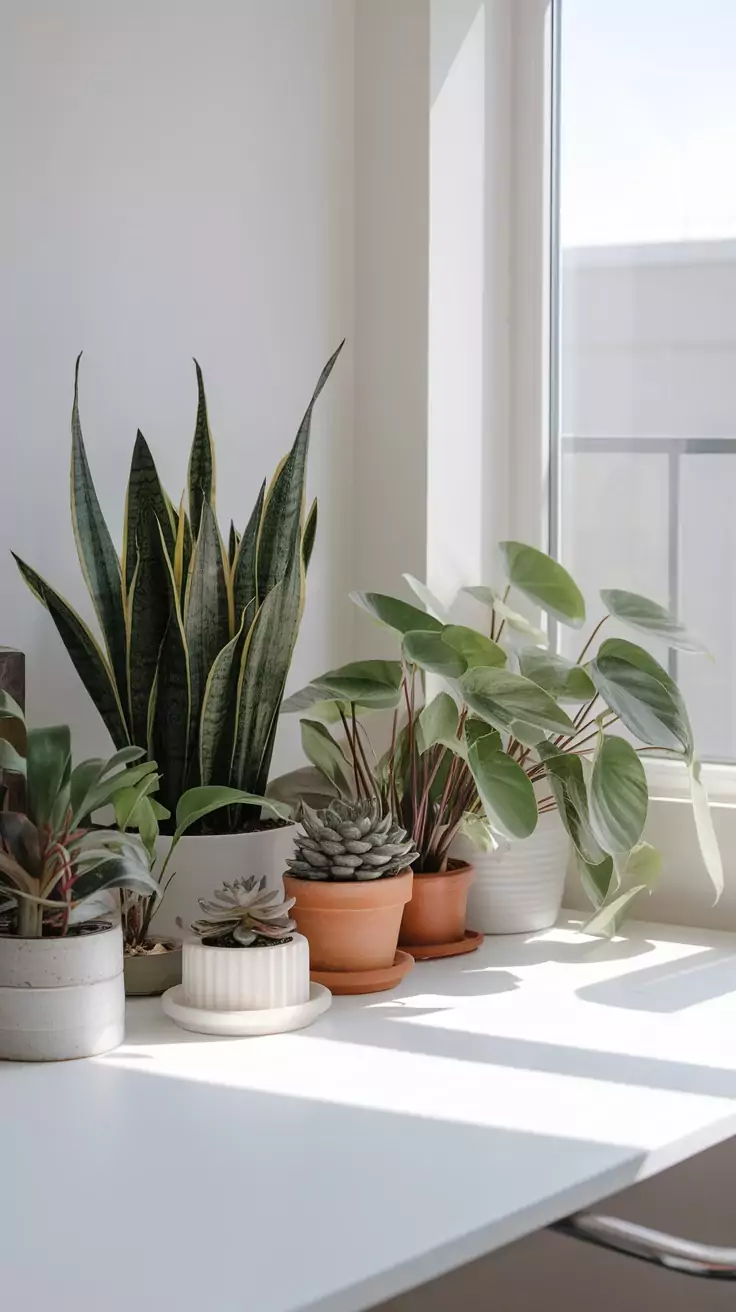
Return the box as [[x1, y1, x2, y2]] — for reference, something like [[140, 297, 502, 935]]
[[310, 950, 414, 996], [407, 929, 484, 962]]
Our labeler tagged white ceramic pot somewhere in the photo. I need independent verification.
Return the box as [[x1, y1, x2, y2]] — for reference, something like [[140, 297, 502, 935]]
[[182, 932, 310, 1011], [150, 823, 299, 940], [0, 921, 125, 1061], [453, 810, 571, 935]]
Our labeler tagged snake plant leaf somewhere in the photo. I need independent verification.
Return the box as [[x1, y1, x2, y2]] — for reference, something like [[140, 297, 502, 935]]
[[498, 542, 586, 628], [150, 531, 191, 810], [310, 660, 403, 707], [350, 591, 443, 636], [70, 354, 128, 702], [402, 575, 451, 623], [417, 693, 462, 756], [13, 555, 129, 748], [589, 734, 648, 853], [462, 587, 548, 645], [258, 341, 344, 599], [590, 640, 693, 757], [303, 499, 318, 571], [601, 589, 708, 655], [227, 520, 239, 570], [460, 667, 575, 736], [0, 689, 25, 721], [173, 493, 193, 604], [0, 739, 27, 776], [402, 630, 467, 678], [172, 785, 289, 844], [184, 501, 230, 769], [199, 612, 247, 786], [442, 626, 507, 669], [231, 550, 303, 797], [233, 479, 265, 631], [27, 726, 71, 829], [127, 509, 172, 752], [518, 648, 595, 701], [537, 741, 605, 865], [188, 359, 216, 539], [468, 735, 538, 840], [123, 429, 176, 593], [689, 758, 723, 901], [300, 719, 354, 797]]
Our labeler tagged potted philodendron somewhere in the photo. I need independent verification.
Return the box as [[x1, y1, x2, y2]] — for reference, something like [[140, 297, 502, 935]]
[[116, 783, 289, 996], [279, 543, 721, 941], [283, 798, 419, 994], [13, 344, 343, 936], [0, 694, 160, 1061], [161, 874, 331, 1036]]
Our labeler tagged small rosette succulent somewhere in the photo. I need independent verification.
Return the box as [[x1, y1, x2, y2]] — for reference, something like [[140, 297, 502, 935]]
[[191, 876, 296, 946], [287, 799, 419, 881]]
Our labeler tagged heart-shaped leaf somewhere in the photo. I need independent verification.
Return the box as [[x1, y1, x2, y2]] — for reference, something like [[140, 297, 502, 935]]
[[442, 626, 506, 669], [601, 589, 708, 655], [350, 591, 443, 635], [310, 660, 403, 707], [590, 644, 693, 757], [589, 734, 648, 853], [462, 587, 548, 645], [499, 542, 586, 628], [402, 631, 467, 678], [537, 742, 605, 865], [468, 737, 538, 839], [518, 648, 594, 701], [300, 720, 354, 798], [417, 693, 462, 756], [402, 575, 451, 623], [460, 667, 575, 736]]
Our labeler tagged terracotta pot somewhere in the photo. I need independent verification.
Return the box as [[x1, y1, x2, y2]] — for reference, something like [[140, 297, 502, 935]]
[[283, 870, 413, 973], [399, 862, 475, 948], [124, 938, 182, 997]]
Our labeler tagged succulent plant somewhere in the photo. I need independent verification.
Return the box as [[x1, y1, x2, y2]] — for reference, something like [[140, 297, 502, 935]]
[[287, 799, 419, 881], [190, 875, 296, 946]]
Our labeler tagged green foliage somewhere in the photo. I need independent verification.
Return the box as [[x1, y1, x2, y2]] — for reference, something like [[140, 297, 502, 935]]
[[0, 707, 158, 939], [14, 346, 343, 827]]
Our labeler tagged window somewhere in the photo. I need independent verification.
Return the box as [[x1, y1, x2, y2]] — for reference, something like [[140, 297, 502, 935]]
[[552, 0, 736, 762]]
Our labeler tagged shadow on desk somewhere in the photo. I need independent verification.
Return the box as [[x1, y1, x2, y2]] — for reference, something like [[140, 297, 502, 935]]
[[370, 1137, 736, 1312]]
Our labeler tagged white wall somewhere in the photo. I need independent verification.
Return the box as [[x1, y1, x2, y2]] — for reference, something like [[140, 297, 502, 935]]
[[0, 0, 354, 768]]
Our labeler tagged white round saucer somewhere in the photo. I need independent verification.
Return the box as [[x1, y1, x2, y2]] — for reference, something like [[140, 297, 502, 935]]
[[161, 982, 331, 1036]]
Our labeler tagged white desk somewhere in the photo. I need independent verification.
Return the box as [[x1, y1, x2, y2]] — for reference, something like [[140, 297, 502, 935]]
[[3, 916, 736, 1312]]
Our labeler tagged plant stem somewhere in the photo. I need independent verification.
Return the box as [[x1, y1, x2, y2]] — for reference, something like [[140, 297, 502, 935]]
[[352, 706, 378, 801], [17, 898, 43, 938], [575, 616, 608, 666]]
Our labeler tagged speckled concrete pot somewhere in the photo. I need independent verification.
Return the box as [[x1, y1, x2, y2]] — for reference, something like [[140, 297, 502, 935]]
[[0, 920, 125, 1061]]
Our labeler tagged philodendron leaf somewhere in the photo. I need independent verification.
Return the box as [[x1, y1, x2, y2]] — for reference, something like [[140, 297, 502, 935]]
[[300, 720, 354, 797], [537, 742, 605, 866], [590, 640, 693, 757], [460, 667, 575, 737], [582, 842, 662, 937], [589, 734, 648, 853], [498, 542, 586, 628], [417, 693, 461, 756], [689, 759, 723, 901], [456, 812, 497, 852], [464, 717, 502, 755], [402, 630, 467, 678], [463, 587, 548, 645], [468, 736, 538, 840], [309, 660, 403, 707], [518, 648, 595, 701], [442, 626, 507, 669], [402, 575, 451, 623], [172, 786, 288, 844], [577, 852, 614, 909], [351, 591, 443, 636], [601, 589, 708, 655]]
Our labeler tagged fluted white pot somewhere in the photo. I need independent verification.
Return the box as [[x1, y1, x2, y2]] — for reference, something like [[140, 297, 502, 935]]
[[183, 933, 310, 1011], [0, 921, 125, 1062], [454, 811, 570, 935], [150, 823, 299, 940]]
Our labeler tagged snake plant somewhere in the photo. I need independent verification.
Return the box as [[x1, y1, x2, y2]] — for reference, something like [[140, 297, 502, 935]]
[[14, 345, 343, 826], [0, 691, 159, 939]]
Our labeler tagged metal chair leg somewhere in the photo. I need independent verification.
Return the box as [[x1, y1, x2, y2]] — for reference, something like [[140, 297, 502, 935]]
[[551, 1213, 736, 1281]]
